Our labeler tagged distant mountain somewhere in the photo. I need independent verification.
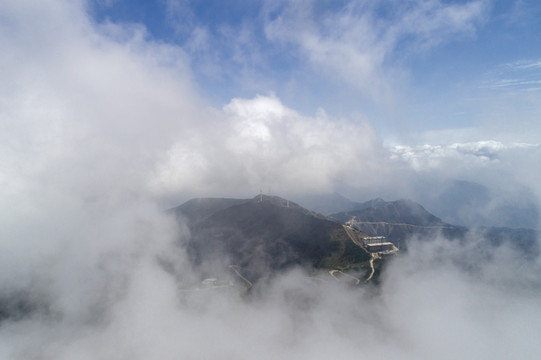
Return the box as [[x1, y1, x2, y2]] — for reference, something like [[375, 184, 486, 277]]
[[331, 199, 468, 249], [339, 198, 445, 226], [413, 180, 539, 230], [171, 194, 539, 285], [173, 197, 250, 223], [173, 195, 372, 281], [476, 226, 539, 258], [331, 197, 538, 254], [293, 192, 362, 215]]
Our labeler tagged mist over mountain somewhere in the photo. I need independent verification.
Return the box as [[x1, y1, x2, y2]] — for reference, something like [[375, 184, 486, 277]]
[[412, 180, 540, 230], [173, 195, 371, 282], [292, 192, 361, 215], [337, 197, 539, 254], [296, 182, 541, 231], [2, 1, 541, 359], [168, 193, 540, 289], [330, 198, 466, 249], [337, 198, 444, 226], [294, 191, 539, 254]]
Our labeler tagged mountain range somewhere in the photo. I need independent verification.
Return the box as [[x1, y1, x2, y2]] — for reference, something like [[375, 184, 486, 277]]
[[329, 198, 468, 249], [1, 193, 538, 322], [173, 193, 539, 283], [173, 195, 372, 281]]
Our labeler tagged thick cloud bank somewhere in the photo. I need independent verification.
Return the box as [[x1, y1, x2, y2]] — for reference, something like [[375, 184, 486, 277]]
[[1, 1, 540, 359], [1, 227, 540, 359], [152, 95, 383, 197], [388, 141, 541, 228]]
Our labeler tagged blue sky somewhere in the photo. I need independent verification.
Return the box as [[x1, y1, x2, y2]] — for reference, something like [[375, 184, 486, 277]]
[[3, 3, 541, 359], [1, 0, 541, 214], [88, 0, 541, 140]]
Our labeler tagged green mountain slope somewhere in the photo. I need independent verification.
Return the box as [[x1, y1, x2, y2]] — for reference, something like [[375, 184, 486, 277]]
[[174, 195, 371, 279]]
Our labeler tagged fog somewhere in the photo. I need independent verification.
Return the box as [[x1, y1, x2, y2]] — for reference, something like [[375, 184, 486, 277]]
[[2, 221, 540, 359], [1, 1, 541, 359]]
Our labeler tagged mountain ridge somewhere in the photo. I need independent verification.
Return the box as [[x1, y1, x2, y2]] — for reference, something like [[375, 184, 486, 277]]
[[174, 195, 373, 282]]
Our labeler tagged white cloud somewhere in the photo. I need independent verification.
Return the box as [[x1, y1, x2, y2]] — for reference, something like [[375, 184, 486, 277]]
[[151, 95, 384, 197], [0, 0, 386, 303], [386, 140, 541, 227], [0, 0, 199, 299], [390, 140, 540, 171], [263, 0, 486, 101], [481, 59, 541, 92], [0, 3, 540, 360], [2, 232, 541, 359]]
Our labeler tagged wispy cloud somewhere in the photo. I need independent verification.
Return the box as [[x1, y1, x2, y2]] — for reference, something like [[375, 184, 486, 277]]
[[263, 0, 487, 101], [481, 59, 541, 92], [507, 60, 541, 70], [156, 1, 487, 104], [390, 140, 540, 171], [1, 3, 540, 359]]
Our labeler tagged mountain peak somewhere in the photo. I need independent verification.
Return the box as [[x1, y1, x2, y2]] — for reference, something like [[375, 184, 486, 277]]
[[173, 195, 372, 280], [250, 194, 303, 210]]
